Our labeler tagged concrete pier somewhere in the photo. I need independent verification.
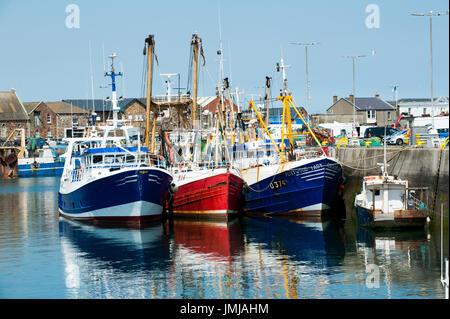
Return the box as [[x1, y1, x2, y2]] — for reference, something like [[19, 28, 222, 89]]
[[335, 147, 449, 192]]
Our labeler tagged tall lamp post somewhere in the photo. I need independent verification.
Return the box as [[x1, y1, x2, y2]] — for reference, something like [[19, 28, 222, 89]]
[[411, 10, 449, 128], [343, 55, 368, 136], [289, 42, 319, 111]]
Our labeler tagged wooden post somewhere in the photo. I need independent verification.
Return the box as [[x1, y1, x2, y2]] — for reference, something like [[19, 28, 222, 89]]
[[144, 35, 154, 150]]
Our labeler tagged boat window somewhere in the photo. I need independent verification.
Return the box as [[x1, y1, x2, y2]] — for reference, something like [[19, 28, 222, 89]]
[[139, 154, 149, 165], [104, 155, 115, 164], [93, 155, 103, 164], [115, 154, 125, 163], [126, 155, 135, 163]]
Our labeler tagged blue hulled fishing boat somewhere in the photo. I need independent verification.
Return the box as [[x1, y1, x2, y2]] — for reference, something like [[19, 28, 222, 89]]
[[58, 54, 174, 223], [237, 57, 343, 217]]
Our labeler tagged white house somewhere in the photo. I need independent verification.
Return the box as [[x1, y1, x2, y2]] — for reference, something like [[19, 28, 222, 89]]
[[397, 96, 449, 117]]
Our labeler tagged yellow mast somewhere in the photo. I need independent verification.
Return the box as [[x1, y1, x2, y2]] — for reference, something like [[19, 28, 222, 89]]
[[286, 96, 326, 156], [249, 100, 280, 155]]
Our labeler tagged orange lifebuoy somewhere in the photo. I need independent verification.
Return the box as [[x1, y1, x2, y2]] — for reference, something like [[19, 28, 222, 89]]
[[364, 176, 378, 181]]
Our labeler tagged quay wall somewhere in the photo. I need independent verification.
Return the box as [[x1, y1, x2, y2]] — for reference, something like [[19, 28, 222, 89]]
[[334, 147, 449, 193]]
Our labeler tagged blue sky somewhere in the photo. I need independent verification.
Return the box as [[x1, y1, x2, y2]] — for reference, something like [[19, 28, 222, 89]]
[[0, 0, 448, 114]]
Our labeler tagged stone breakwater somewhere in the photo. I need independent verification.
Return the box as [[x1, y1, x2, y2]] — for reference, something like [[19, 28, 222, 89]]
[[334, 147, 449, 193]]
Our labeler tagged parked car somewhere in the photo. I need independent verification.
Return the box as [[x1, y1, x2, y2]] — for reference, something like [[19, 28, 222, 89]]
[[437, 128, 449, 139], [364, 126, 398, 139], [384, 129, 408, 145]]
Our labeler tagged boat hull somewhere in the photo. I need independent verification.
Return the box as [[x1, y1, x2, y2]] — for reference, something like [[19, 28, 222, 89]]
[[58, 168, 173, 223], [241, 157, 342, 217], [170, 169, 244, 218], [355, 205, 427, 229], [17, 161, 64, 177]]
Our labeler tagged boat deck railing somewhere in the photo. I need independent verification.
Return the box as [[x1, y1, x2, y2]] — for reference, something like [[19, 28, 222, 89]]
[[64, 157, 167, 183], [152, 94, 191, 104]]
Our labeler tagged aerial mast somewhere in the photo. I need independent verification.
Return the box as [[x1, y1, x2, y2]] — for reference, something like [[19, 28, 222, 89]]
[[104, 53, 122, 126]]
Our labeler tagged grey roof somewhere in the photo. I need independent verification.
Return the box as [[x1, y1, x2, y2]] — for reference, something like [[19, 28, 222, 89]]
[[0, 90, 30, 121], [344, 97, 395, 111], [396, 98, 432, 103], [395, 97, 449, 104], [63, 98, 146, 112]]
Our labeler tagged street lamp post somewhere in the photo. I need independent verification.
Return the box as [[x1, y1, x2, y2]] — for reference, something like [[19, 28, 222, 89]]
[[411, 10, 449, 128], [289, 42, 319, 111], [343, 55, 367, 136]]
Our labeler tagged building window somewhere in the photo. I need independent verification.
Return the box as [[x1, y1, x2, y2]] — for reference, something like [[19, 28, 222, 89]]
[[47, 114, 51, 124], [34, 111, 41, 127], [1, 123, 6, 137], [423, 107, 427, 114], [72, 118, 78, 126], [387, 112, 391, 120], [35, 129, 39, 138], [408, 107, 411, 114], [367, 110, 376, 119], [47, 129, 52, 138]]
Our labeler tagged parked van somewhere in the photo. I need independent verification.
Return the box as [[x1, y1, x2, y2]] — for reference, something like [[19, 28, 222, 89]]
[[364, 126, 398, 139]]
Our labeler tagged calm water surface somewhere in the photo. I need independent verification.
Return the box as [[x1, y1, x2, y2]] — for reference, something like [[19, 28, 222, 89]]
[[0, 177, 447, 299]]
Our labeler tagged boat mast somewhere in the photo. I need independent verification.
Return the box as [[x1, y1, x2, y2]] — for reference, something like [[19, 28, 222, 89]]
[[277, 58, 294, 160], [104, 53, 122, 127], [265, 76, 271, 126], [144, 35, 155, 151], [191, 34, 201, 129]]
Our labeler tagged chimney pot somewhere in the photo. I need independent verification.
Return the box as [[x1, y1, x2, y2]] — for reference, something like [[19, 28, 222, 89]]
[[333, 95, 338, 104], [349, 94, 354, 104], [375, 92, 380, 98]]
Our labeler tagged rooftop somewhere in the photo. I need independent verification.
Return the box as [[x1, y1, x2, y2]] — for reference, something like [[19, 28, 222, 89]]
[[0, 89, 29, 121]]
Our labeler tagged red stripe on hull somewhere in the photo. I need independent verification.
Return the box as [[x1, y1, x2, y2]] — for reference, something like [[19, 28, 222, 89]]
[[170, 172, 244, 216]]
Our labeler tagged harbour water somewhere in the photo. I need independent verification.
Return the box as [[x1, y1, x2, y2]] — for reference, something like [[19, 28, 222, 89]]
[[0, 176, 447, 299]]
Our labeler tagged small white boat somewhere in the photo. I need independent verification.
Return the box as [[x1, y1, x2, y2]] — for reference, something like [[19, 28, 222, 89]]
[[354, 143, 428, 229]]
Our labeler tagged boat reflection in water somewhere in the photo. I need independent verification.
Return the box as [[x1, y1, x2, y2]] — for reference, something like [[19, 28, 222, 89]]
[[242, 216, 346, 269], [59, 218, 171, 298], [355, 226, 442, 298], [169, 218, 243, 264], [59, 215, 347, 298]]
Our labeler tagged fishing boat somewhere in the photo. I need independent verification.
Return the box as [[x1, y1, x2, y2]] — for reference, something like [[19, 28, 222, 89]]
[[354, 124, 428, 229], [354, 165, 428, 229], [165, 113, 244, 219], [162, 34, 244, 218], [58, 53, 174, 223], [18, 143, 65, 177], [237, 58, 343, 217], [171, 165, 244, 218]]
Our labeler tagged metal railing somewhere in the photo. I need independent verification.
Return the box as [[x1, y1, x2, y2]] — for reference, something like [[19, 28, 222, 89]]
[[152, 94, 191, 104]]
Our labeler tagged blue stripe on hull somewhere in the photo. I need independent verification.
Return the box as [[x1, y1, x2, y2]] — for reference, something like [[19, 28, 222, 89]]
[[18, 162, 65, 177], [58, 169, 172, 217], [244, 158, 342, 215]]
